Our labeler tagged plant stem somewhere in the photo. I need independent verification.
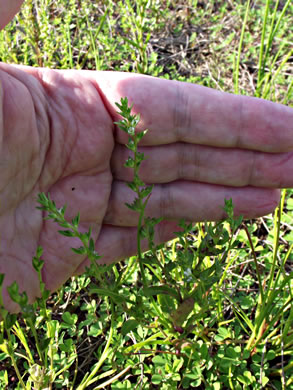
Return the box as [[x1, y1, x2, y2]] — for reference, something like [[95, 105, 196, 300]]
[[6, 330, 27, 389], [234, 0, 250, 94], [256, 0, 270, 95], [267, 189, 285, 293], [77, 299, 115, 390], [242, 224, 264, 303]]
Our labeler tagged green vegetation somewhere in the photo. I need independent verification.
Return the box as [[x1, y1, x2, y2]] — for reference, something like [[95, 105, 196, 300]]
[[0, 0, 292, 389]]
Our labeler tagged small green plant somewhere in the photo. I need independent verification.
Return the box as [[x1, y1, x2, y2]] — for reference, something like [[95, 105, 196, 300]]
[[114, 97, 163, 285], [37, 194, 102, 275]]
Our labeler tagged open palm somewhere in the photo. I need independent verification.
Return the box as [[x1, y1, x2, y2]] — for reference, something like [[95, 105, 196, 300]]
[[1, 64, 293, 312], [0, 64, 115, 311]]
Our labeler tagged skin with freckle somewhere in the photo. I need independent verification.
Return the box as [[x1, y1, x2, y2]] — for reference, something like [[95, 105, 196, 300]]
[[1, 2, 293, 312]]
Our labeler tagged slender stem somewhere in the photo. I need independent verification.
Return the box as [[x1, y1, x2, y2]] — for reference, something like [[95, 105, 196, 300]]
[[263, 47, 293, 99], [6, 329, 27, 389], [234, 0, 250, 94], [272, 190, 289, 291], [268, 189, 286, 292], [47, 321, 55, 388], [27, 318, 45, 368], [77, 300, 115, 390], [133, 138, 148, 285], [256, 0, 270, 96], [284, 77, 293, 105], [71, 345, 78, 390], [242, 224, 264, 303], [271, 0, 291, 42], [13, 321, 34, 364], [282, 294, 293, 342], [93, 365, 133, 389], [137, 205, 147, 285]]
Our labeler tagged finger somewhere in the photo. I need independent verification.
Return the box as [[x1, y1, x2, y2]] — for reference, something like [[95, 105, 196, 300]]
[[91, 71, 293, 153], [0, 0, 24, 30], [111, 143, 293, 188], [104, 180, 280, 227], [74, 220, 180, 273]]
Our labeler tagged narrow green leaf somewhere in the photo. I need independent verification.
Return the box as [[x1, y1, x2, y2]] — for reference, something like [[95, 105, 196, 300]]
[[5, 313, 17, 329], [140, 185, 153, 199], [125, 198, 141, 212], [32, 256, 44, 273], [89, 238, 95, 252], [171, 297, 195, 327], [90, 288, 133, 304], [127, 181, 137, 192], [58, 230, 75, 237], [143, 285, 180, 300], [72, 246, 87, 255], [121, 319, 139, 335], [39, 338, 51, 352], [7, 282, 20, 304], [0, 274, 4, 287], [123, 36, 141, 49], [72, 213, 80, 228]]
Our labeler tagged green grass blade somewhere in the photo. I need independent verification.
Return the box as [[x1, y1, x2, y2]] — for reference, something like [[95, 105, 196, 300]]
[[256, 0, 270, 95], [234, 0, 251, 94]]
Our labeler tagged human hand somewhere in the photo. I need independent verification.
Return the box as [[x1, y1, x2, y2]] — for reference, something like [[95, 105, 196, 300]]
[[0, 0, 23, 30], [1, 3, 293, 312], [1, 64, 293, 312]]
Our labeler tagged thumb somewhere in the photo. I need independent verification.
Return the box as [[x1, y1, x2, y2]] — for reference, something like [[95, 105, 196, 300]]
[[0, 0, 24, 30]]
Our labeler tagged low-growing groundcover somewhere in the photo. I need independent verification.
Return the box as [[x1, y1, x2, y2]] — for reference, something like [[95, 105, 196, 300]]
[[0, 0, 292, 389]]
